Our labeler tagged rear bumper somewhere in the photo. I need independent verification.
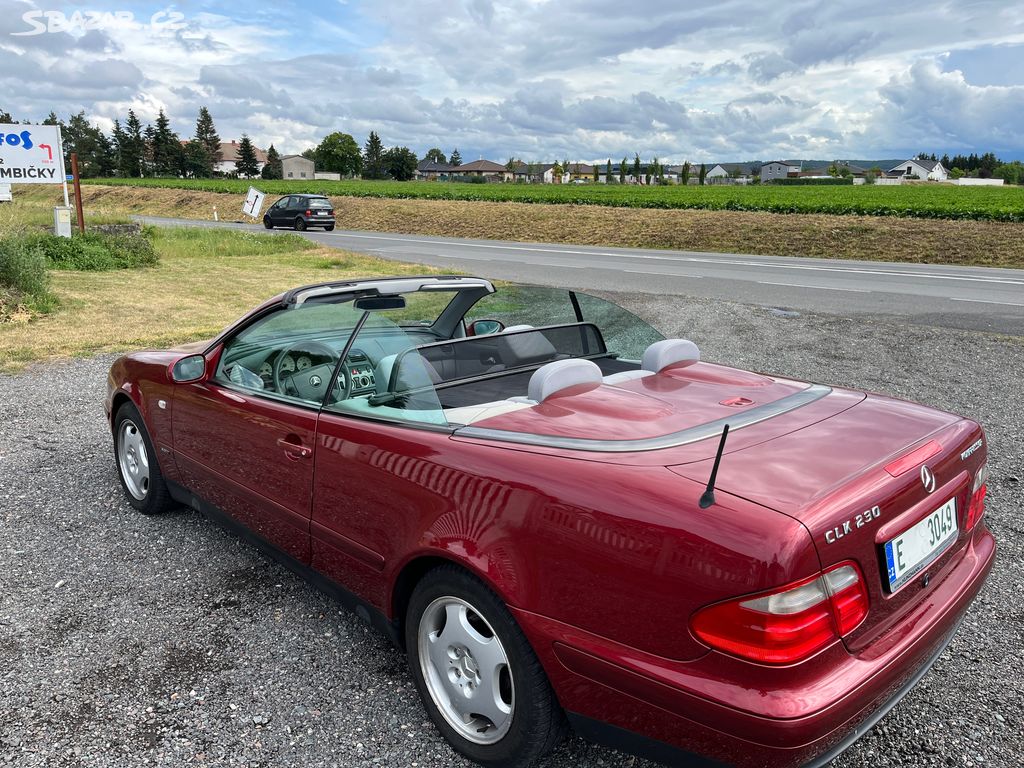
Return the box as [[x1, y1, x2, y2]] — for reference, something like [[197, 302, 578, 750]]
[[303, 217, 335, 226], [515, 525, 996, 768]]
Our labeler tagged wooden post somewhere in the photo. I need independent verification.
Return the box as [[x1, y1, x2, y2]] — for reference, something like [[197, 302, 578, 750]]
[[71, 153, 85, 234]]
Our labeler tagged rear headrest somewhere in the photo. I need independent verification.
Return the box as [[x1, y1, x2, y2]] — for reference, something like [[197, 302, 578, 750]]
[[497, 327, 558, 365], [642, 339, 700, 373], [528, 359, 602, 403]]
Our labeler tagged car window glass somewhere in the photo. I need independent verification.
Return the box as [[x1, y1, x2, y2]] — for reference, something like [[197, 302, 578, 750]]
[[462, 285, 577, 328], [573, 292, 664, 361], [215, 301, 363, 407], [324, 310, 446, 427], [308, 198, 332, 208]]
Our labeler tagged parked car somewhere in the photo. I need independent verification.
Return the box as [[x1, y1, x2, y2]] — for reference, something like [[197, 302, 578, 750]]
[[106, 277, 995, 768], [263, 193, 335, 231]]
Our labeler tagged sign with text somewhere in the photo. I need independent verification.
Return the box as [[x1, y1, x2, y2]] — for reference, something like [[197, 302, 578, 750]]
[[0, 124, 65, 183], [242, 186, 265, 218]]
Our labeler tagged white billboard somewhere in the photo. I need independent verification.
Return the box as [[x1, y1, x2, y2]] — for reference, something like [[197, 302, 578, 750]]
[[242, 186, 265, 218], [0, 124, 66, 184]]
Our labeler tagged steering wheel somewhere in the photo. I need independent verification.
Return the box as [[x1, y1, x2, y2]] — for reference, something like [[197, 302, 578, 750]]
[[272, 341, 341, 401]]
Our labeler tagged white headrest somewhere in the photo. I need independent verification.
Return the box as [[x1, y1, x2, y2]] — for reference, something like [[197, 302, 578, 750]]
[[528, 359, 602, 403], [504, 324, 534, 333], [642, 339, 700, 373]]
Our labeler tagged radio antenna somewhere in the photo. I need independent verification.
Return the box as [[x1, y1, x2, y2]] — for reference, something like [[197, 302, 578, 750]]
[[699, 424, 730, 510]]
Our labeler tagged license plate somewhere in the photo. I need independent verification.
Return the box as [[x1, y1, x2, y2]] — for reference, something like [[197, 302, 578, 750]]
[[884, 497, 957, 591], [316, 210, 329, 215]]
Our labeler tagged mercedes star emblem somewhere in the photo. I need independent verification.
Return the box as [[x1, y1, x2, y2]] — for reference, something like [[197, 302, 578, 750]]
[[309, 374, 322, 387], [920, 464, 937, 493]]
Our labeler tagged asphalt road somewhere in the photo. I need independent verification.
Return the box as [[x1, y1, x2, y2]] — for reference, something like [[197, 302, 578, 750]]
[[135, 215, 1024, 335], [2, 288, 1021, 768]]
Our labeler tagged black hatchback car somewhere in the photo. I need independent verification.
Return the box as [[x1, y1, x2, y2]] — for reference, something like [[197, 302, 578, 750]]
[[263, 194, 335, 231]]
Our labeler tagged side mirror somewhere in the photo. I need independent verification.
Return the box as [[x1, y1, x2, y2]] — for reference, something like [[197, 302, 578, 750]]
[[170, 354, 206, 383], [468, 319, 504, 336]]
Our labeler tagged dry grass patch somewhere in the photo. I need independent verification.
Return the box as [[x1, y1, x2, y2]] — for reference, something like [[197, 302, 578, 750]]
[[0, 227, 448, 373]]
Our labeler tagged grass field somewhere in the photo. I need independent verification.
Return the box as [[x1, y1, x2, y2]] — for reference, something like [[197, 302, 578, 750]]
[[0, 222, 444, 373], [83, 176, 1024, 222]]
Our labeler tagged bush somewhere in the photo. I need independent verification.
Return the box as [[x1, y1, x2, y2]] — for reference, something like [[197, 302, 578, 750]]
[[18, 230, 158, 271], [0, 237, 56, 320], [769, 177, 855, 186]]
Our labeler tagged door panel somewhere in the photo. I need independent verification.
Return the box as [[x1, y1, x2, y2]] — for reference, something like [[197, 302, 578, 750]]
[[173, 381, 317, 562]]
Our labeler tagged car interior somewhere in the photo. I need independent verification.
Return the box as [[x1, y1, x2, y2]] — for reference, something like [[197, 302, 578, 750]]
[[216, 284, 682, 427]]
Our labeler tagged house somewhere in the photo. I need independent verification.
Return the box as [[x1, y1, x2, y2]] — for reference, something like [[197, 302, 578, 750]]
[[706, 163, 758, 183], [888, 159, 948, 181], [454, 159, 510, 181], [760, 161, 800, 183], [596, 163, 679, 184], [513, 163, 555, 183], [213, 140, 268, 176], [416, 159, 458, 180], [281, 154, 315, 180]]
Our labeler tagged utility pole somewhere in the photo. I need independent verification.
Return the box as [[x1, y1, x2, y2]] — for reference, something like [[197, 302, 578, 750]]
[[71, 153, 85, 233]]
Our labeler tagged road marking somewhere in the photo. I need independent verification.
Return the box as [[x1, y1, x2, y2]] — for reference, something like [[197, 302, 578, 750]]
[[949, 297, 1024, 307], [623, 270, 701, 276], [758, 281, 871, 293]]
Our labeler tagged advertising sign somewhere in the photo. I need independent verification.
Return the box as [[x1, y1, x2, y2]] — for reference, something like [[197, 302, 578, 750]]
[[0, 124, 66, 184], [242, 186, 265, 219]]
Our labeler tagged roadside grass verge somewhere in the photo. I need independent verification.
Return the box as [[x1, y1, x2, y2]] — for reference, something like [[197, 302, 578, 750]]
[[11, 184, 1024, 268], [0, 226, 448, 373]]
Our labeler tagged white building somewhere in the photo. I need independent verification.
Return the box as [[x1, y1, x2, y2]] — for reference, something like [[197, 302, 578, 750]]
[[888, 159, 949, 181], [213, 140, 267, 177]]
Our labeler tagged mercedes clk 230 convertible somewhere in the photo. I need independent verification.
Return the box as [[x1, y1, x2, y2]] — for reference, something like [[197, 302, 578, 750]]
[[106, 276, 995, 768]]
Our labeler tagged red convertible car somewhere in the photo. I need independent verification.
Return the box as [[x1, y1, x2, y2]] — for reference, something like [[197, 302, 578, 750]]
[[106, 276, 995, 768]]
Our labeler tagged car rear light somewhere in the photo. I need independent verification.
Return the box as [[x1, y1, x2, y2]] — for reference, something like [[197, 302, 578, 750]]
[[966, 463, 988, 530], [884, 439, 942, 477], [329, 209, 335, 215], [690, 562, 868, 664]]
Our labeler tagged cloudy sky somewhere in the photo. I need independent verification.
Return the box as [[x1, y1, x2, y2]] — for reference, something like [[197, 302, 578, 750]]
[[2, 0, 1023, 162]]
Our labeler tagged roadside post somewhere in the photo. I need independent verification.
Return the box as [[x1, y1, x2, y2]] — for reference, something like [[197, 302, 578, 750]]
[[0, 122, 70, 235], [71, 153, 85, 234], [0, 183, 11, 202], [242, 186, 265, 220]]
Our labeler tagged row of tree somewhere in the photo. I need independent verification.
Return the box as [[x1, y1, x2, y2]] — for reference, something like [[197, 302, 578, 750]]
[[916, 151, 1024, 183], [300, 131, 425, 181]]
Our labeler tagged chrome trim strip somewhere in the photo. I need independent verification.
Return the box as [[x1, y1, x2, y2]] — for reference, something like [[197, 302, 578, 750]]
[[453, 384, 833, 452]]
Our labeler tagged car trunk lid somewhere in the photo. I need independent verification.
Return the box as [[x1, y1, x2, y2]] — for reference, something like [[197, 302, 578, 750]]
[[668, 395, 987, 650]]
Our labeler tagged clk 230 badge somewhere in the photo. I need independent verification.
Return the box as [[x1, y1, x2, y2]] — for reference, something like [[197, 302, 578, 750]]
[[825, 505, 881, 544]]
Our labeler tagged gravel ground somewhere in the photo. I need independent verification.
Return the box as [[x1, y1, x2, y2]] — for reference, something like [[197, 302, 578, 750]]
[[1, 294, 1021, 768]]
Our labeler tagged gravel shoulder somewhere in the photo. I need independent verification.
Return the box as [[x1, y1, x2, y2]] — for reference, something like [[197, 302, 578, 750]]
[[1, 294, 1020, 767]]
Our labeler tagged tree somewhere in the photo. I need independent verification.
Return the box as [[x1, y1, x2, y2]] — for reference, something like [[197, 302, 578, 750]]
[[619, 157, 627, 183], [0, 108, 12, 123], [632, 152, 641, 181], [314, 132, 362, 176], [605, 159, 611, 181], [150, 109, 181, 176], [383, 146, 418, 181], [43, 111, 61, 126], [236, 134, 260, 178], [118, 110, 145, 177], [681, 161, 691, 185], [261, 144, 283, 179], [194, 107, 221, 175], [506, 157, 518, 173], [182, 138, 210, 178], [698, 162, 707, 185], [424, 147, 447, 165], [449, 148, 462, 167], [62, 111, 115, 177], [363, 131, 386, 179], [592, 164, 599, 182]]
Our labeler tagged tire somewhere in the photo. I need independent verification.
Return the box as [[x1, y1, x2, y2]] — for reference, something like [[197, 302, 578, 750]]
[[324, 225, 335, 232], [294, 217, 306, 231], [405, 565, 565, 768], [113, 402, 174, 515], [263, 216, 273, 229]]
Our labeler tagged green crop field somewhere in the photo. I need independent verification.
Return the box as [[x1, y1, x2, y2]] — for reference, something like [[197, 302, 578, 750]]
[[82, 177, 1024, 222]]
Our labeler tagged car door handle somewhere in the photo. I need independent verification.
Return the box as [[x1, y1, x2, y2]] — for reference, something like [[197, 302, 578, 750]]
[[277, 438, 312, 460]]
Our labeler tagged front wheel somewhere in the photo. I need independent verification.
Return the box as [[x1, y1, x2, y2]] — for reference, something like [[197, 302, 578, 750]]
[[406, 566, 565, 767], [113, 402, 173, 514], [294, 217, 306, 231], [263, 216, 273, 229]]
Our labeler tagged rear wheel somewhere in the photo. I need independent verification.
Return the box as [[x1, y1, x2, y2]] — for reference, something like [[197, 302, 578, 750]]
[[324, 224, 335, 231], [406, 566, 565, 767], [294, 217, 306, 231], [114, 402, 173, 515]]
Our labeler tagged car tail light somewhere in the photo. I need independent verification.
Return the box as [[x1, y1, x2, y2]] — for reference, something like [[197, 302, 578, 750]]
[[329, 209, 335, 215], [691, 562, 868, 664], [966, 463, 988, 530]]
